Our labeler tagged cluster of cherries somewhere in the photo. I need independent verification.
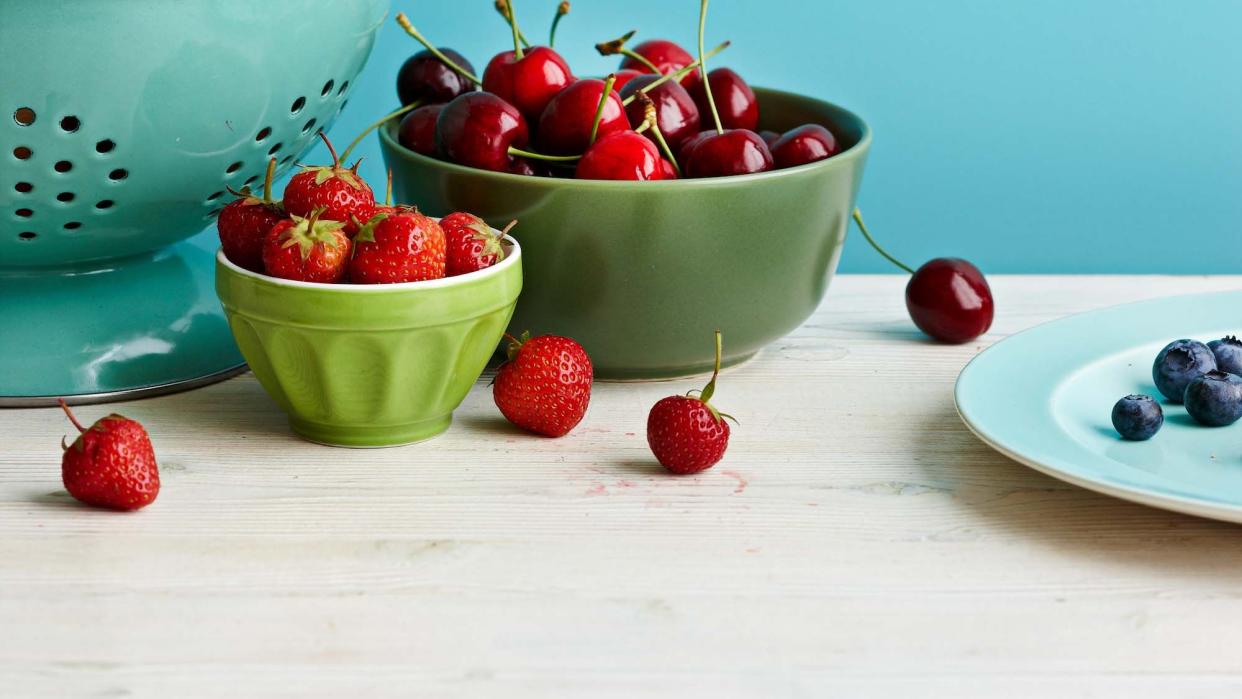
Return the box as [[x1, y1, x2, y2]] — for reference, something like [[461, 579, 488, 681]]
[[215, 131, 508, 285], [392, 0, 838, 180]]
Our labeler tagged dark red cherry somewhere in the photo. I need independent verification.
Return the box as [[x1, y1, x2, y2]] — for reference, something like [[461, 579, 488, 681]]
[[620, 39, 699, 88], [576, 131, 663, 181], [771, 124, 840, 169], [759, 130, 781, 147], [658, 159, 678, 180], [906, 258, 994, 343], [619, 74, 701, 150], [396, 48, 477, 106], [682, 129, 773, 178], [482, 46, 574, 123], [507, 156, 550, 177], [677, 129, 713, 163], [436, 92, 529, 172], [612, 69, 645, 92], [536, 78, 629, 156], [851, 210, 994, 344], [688, 68, 758, 131], [397, 104, 444, 156]]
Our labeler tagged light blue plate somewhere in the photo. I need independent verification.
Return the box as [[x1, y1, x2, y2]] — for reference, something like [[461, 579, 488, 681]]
[[956, 290, 1242, 523]]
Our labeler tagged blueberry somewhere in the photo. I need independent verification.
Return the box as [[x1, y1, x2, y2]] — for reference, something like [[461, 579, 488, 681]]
[[1183, 370, 1242, 426], [1152, 339, 1216, 403], [1208, 336, 1242, 376], [1111, 394, 1164, 440]]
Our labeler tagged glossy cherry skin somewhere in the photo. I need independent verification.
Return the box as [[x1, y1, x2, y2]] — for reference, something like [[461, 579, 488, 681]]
[[759, 130, 781, 147], [682, 129, 773, 178], [658, 159, 678, 180], [576, 131, 664, 181], [396, 49, 477, 106], [536, 78, 629, 156], [771, 124, 840, 169], [436, 92, 529, 172], [482, 46, 574, 123], [507, 156, 550, 177], [689, 68, 758, 131], [906, 258, 994, 343], [612, 69, 645, 92], [619, 74, 701, 150], [397, 104, 444, 156], [620, 39, 699, 88]]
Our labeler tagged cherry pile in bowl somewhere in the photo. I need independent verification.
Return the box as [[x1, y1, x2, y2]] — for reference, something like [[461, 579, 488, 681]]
[[215, 139, 511, 284], [391, 0, 841, 181]]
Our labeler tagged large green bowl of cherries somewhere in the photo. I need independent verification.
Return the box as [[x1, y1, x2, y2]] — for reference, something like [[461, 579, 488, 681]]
[[378, 1, 871, 379]]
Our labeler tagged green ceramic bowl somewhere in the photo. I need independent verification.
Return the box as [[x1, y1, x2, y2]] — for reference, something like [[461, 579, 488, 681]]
[[215, 237, 522, 447], [379, 87, 871, 380]]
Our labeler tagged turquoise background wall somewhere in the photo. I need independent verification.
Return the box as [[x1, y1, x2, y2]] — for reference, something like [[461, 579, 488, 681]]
[[319, 0, 1240, 273]]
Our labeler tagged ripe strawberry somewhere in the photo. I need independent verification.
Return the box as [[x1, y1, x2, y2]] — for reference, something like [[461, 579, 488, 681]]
[[349, 207, 447, 284], [441, 212, 510, 276], [58, 399, 159, 511], [647, 331, 734, 474], [262, 209, 351, 283], [494, 333, 593, 437], [217, 158, 284, 272], [282, 133, 375, 237]]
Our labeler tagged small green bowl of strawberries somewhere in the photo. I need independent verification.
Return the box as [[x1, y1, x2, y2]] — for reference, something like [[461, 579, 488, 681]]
[[215, 200, 522, 448]]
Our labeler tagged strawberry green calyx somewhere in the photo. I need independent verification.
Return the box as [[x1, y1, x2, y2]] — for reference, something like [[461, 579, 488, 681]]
[[354, 212, 390, 243], [299, 132, 365, 190], [280, 208, 346, 260], [502, 331, 532, 362]]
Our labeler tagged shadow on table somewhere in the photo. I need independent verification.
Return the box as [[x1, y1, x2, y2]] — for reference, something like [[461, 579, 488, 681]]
[[911, 398, 1242, 577]]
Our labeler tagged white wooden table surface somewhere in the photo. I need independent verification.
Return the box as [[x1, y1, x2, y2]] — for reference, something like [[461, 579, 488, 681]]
[[5, 275, 1242, 698]]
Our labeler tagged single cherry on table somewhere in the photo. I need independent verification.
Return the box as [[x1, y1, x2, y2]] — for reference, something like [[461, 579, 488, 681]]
[[851, 209, 994, 344]]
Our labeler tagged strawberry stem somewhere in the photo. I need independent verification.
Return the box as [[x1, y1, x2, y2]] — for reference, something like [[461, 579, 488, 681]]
[[395, 13, 483, 85], [262, 157, 277, 202], [588, 74, 618, 146], [318, 132, 340, 169], [619, 40, 730, 107], [500, 220, 518, 236], [699, 330, 723, 404], [549, 1, 569, 47], [851, 209, 914, 275], [58, 398, 86, 433], [340, 103, 419, 165], [697, 0, 723, 135]]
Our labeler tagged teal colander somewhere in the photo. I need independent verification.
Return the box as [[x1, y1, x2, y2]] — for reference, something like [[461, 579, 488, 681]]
[[0, 0, 388, 405]]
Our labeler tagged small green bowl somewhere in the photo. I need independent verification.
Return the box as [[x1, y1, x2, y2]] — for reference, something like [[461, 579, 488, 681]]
[[380, 87, 871, 380], [215, 237, 522, 447]]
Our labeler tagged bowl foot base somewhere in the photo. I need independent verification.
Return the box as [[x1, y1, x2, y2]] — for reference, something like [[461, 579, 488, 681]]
[[0, 231, 245, 407], [289, 414, 453, 448]]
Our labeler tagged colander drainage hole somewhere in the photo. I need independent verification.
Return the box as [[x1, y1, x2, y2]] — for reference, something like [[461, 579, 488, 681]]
[[321, 80, 335, 97], [14, 147, 32, 160], [15, 182, 32, 193], [243, 175, 258, 187], [268, 142, 283, 156], [280, 155, 293, 166], [54, 160, 72, 173], [205, 191, 225, 203], [18, 232, 36, 240], [16, 208, 33, 218], [225, 161, 243, 175], [108, 168, 128, 181], [291, 97, 306, 115], [338, 80, 350, 95], [95, 139, 115, 154], [95, 200, 114, 210], [14, 108, 35, 126], [56, 192, 74, 203], [64, 222, 81, 230], [302, 118, 317, 135], [255, 127, 272, 142], [59, 116, 81, 133]]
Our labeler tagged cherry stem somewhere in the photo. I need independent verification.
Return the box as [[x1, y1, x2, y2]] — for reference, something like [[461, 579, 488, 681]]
[[395, 13, 483, 85], [697, 0, 723, 134], [58, 398, 86, 433], [508, 146, 581, 162], [588, 74, 617, 146], [262, 157, 277, 202], [504, 0, 525, 59], [620, 40, 730, 107], [852, 208, 914, 275], [699, 330, 723, 404], [650, 123, 680, 177], [495, 1, 532, 49], [549, 2, 569, 48], [340, 102, 418, 165], [636, 93, 681, 176]]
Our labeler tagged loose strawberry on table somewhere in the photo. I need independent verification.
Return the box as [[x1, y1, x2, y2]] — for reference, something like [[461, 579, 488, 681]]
[[349, 207, 447, 284], [494, 333, 593, 437], [58, 399, 159, 511], [647, 331, 735, 474], [262, 209, 352, 283], [217, 158, 284, 272]]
